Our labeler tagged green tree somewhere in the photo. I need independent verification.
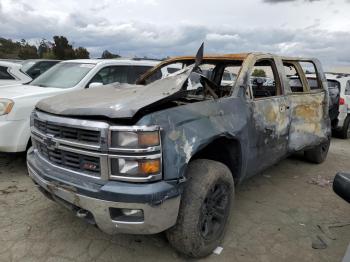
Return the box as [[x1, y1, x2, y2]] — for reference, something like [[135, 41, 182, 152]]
[[75, 47, 90, 59], [52, 36, 75, 60], [42, 50, 56, 59], [252, 69, 266, 77], [0, 38, 21, 58], [38, 38, 52, 58], [101, 50, 120, 59], [18, 39, 38, 59]]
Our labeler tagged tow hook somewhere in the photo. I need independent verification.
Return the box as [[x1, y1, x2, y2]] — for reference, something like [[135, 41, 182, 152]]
[[76, 209, 89, 218]]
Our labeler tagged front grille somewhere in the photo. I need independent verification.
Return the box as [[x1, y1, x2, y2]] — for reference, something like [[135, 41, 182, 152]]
[[34, 119, 100, 144], [36, 141, 101, 176]]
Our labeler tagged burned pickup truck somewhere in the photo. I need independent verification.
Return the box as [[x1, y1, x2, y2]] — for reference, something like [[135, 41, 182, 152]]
[[27, 48, 331, 258]]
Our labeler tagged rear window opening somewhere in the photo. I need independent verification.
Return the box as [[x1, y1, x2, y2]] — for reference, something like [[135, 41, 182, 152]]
[[250, 59, 281, 99], [283, 61, 322, 93]]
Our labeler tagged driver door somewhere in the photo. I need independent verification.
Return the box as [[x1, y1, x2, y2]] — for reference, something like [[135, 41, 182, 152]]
[[249, 57, 290, 171]]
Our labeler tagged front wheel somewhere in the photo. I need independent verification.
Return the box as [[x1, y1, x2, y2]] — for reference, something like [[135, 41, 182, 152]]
[[304, 137, 330, 164], [166, 159, 234, 258], [339, 116, 350, 139]]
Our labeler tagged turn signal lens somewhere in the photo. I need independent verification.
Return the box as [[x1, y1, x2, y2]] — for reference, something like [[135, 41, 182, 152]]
[[110, 158, 161, 178], [110, 129, 160, 148], [139, 159, 161, 174], [138, 131, 160, 147], [0, 99, 14, 116]]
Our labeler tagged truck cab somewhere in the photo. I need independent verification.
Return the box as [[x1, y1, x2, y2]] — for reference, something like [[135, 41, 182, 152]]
[[27, 51, 330, 258]]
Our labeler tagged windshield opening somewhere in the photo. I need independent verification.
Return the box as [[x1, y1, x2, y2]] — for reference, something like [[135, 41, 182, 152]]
[[20, 61, 36, 73], [142, 60, 243, 100], [30, 63, 95, 88]]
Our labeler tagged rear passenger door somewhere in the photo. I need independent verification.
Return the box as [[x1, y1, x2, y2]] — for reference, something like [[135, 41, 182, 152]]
[[283, 61, 329, 152], [249, 57, 290, 170]]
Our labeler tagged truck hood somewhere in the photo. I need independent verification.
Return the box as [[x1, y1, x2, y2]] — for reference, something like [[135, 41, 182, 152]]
[[0, 84, 64, 100], [36, 68, 193, 119]]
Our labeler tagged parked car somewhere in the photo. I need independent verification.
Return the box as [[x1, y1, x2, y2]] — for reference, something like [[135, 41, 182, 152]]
[[27, 48, 331, 258], [333, 172, 350, 203], [0, 59, 24, 64], [20, 59, 61, 79], [325, 73, 350, 138], [0, 59, 160, 152], [0, 61, 32, 86]]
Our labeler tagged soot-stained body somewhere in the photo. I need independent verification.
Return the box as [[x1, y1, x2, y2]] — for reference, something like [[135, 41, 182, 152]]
[[35, 53, 330, 182], [27, 51, 330, 257]]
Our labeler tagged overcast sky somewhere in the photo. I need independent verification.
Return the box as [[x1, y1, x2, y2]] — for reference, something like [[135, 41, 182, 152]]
[[1, 0, 350, 67]]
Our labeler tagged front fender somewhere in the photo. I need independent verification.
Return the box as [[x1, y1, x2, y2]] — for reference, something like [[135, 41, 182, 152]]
[[137, 97, 251, 180]]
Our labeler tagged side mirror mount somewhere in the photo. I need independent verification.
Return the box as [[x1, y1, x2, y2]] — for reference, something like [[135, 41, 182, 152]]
[[333, 172, 350, 203], [88, 82, 103, 89]]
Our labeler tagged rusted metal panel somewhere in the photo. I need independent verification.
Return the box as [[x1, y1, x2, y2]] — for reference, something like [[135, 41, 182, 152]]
[[288, 92, 330, 151], [250, 96, 291, 171], [138, 54, 250, 84]]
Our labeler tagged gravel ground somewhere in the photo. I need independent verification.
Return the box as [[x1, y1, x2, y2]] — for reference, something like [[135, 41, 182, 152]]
[[0, 138, 349, 262]]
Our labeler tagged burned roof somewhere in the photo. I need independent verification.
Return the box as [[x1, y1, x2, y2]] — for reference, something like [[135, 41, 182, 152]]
[[138, 53, 249, 83]]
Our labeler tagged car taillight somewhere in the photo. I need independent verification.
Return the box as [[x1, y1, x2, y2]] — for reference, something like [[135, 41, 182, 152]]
[[340, 97, 345, 105]]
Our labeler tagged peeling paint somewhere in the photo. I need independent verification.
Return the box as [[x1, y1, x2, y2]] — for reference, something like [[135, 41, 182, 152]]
[[168, 130, 181, 141], [183, 137, 196, 163]]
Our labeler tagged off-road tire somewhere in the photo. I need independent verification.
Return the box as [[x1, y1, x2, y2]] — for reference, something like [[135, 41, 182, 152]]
[[166, 159, 234, 258], [339, 116, 350, 139], [304, 137, 331, 164]]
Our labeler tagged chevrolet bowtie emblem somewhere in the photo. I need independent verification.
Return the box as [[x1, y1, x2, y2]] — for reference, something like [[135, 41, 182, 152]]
[[43, 135, 58, 150]]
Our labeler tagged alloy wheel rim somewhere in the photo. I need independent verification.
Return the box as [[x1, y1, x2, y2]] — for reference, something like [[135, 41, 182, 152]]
[[199, 182, 229, 240]]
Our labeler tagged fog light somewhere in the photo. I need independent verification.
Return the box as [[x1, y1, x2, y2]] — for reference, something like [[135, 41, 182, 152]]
[[121, 209, 143, 217], [110, 207, 144, 223]]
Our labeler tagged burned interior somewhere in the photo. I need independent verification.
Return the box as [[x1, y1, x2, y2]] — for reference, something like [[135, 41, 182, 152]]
[[140, 58, 243, 99]]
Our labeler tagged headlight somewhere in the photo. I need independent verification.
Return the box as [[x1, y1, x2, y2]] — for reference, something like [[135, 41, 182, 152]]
[[110, 158, 161, 178], [109, 127, 162, 181], [110, 130, 160, 148], [0, 99, 14, 116]]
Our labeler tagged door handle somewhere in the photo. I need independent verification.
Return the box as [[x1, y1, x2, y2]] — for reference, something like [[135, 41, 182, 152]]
[[280, 105, 290, 112], [265, 127, 274, 134]]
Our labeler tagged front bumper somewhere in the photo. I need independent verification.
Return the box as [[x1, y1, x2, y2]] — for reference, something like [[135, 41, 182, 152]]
[[27, 149, 181, 235], [0, 119, 30, 152]]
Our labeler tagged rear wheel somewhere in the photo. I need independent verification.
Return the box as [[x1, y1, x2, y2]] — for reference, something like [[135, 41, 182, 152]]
[[166, 159, 234, 258], [304, 137, 330, 164], [339, 116, 350, 139]]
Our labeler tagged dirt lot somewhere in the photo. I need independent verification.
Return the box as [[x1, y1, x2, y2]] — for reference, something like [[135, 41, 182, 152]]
[[0, 138, 349, 262]]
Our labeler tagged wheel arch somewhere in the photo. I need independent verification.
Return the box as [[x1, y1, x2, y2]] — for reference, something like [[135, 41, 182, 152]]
[[189, 136, 243, 184]]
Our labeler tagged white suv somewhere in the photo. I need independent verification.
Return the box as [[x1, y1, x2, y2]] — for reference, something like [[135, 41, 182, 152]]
[[0, 59, 160, 152], [326, 73, 350, 138], [0, 61, 32, 87]]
